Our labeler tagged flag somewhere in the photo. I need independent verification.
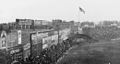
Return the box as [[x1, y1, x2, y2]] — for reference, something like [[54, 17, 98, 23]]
[[79, 7, 85, 14]]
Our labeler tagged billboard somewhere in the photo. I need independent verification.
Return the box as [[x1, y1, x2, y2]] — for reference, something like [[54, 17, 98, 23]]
[[51, 35, 58, 45], [42, 44, 48, 49], [42, 36, 52, 44], [23, 43, 30, 60], [8, 45, 23, 61], [59, 28, 70, 41], [42, 34, 59, 49], [37, 32, 48, 39], [1, 31, 7, 48], [23, 43, 30, 51], [18, 30, 22, 44], [31, 32, 48, 45], [31, 33, 38, 45], [6, 31, 18, 48]]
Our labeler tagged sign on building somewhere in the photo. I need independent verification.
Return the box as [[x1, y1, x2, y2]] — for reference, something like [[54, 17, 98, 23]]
[[1, 31, 7, 38], [31, 33, 37, 45], [1, 31, 7, 48], [51, 35, 58, 45], [18, 30, 22, 44], [1, 38, 6, 48], [42, 44, 48, 49], [37, 32, 48, 38], [23, 43, 30, 50], [23, 43, 30, 60]]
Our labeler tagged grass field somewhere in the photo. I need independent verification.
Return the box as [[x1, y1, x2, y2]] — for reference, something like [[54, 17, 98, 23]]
[[56, 39, 120, 64]]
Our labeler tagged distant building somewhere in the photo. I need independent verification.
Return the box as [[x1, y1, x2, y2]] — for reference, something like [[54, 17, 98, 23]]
[[0, 23, 10, 33], [34, 20, 52, 29], [8, 22, 17, 30], [80, 21, 95, 27], [16, 19, 34, 30]]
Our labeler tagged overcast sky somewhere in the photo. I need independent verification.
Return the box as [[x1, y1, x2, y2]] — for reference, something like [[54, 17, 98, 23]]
[[0, 0, 120, 23]]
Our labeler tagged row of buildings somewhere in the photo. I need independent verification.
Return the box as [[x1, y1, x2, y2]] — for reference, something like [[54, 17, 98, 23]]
[[0, 19, 76, 50], [0, 19, 76, 30]]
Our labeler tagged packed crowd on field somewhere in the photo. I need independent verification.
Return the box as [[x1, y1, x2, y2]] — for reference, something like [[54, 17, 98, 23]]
[[11, 39, 72, 64], [11, 33, 95, 64], [82, 25, 120, 41]]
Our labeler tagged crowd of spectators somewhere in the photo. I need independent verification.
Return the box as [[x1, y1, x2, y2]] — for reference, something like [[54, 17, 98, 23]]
[[9, 33, 94, 64], [82, 25, 120, 41], [11, 38, 72, 64]]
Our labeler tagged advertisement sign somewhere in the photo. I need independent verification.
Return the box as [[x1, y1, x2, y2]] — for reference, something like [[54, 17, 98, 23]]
[[10, 48, 21, 55], [42, 36, 52, 44], [37, 32, 48, 38], [61, 35, 68, 40], [42, 34, 59, 49], [42, 36, 53, 49], [1, 31, 7, 48], [18, 30, 22, 44], [42, 44, 48, 49], [1, 38, 6, 48], [23, 43, 30, 60], [51, 35, 58, 45], [6, 32, 18, 48], [1, 31, 7, 38], [23, 43, 30, 51], [59, 28, 70, 41], [31, 33, 38, 45], [31, 32, 48, 45], [23, 50, 30, 60], [8, 45, 23, 61], [31, 33, 37, 40]]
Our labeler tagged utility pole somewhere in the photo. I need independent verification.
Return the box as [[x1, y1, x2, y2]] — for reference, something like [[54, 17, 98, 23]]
[[29, 20, 35, 58], [30, 33, 33, 58], [53, 19, 62, 44], [58, 25, 60, 44]]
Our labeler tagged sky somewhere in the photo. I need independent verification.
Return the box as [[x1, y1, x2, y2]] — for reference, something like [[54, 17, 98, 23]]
[[0, 0, 120, 23]]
